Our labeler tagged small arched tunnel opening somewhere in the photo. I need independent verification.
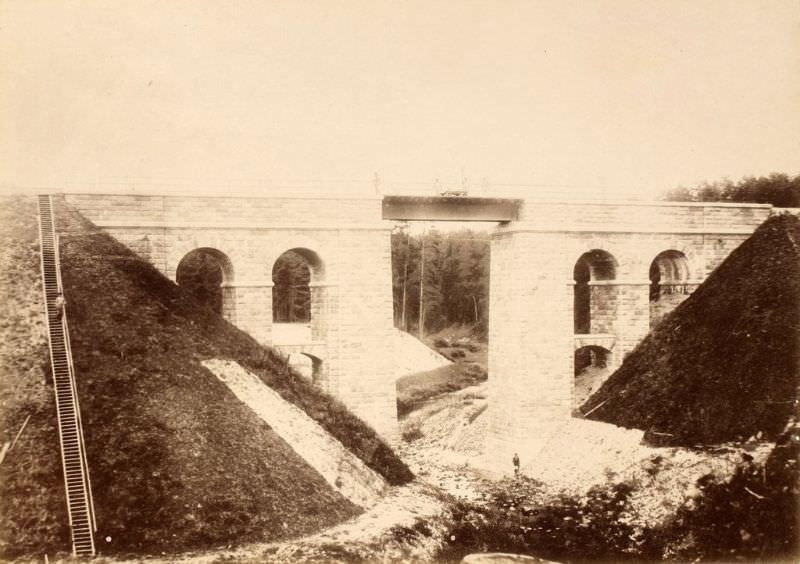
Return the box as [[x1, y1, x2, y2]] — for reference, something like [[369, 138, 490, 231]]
[[176, 248, 234, 316], [573, 249, 618, 334], [272, 248, 324, 324], [286, 352, 324, 385], [573, 345, 613, 410], [649, 250, 690, 327]]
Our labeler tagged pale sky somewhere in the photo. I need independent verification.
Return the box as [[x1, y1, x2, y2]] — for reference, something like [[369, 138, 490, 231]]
[[1, 0, 798, 200]]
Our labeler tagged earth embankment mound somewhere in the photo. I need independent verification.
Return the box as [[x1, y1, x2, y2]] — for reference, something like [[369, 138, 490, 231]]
[[0, 196, 69, 557], [1, 195, 412, 558], [581, 213, 800, 446]]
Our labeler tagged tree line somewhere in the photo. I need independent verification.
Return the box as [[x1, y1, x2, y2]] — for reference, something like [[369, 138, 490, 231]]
[[272, 250, 311, 322], [264, 228, 491, 336], [391, 226, 490, 337], [663, 173, 800, 207]]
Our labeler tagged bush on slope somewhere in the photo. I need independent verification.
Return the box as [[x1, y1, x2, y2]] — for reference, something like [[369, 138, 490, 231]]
[[650, 419, 800, 560], [581, 214, 800, 446]]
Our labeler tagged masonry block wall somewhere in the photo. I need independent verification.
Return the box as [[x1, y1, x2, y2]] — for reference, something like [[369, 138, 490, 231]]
[[486, 200, 772, 461], [64, 193, 773, 457], [487, 231, 574, 462], [588, 284, 618, 333], [64, 193, 399, 441]]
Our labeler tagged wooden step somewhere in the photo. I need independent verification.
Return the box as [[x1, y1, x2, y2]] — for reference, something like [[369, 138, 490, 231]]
[[39, 195, 96, 557]]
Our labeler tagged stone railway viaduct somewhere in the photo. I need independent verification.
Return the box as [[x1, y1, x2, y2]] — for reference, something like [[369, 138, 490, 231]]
[[63, 193, 774, 456]]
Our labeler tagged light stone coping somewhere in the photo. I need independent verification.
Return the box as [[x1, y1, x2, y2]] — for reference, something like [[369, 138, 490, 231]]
[[219, 281, 339, 288], [64, 189, 383, 201], [493, 226, 760, 237], [573, 334, 617, 349], [202, 359, 387, 508], [96, 220, 392, 232], [566, 279, 704, 286], [588, 279, 652, 286], [63, 190, 774, 208], [514, 198, 772, 209], [566, 279, 650, 286], [221, 281, 274, 288]]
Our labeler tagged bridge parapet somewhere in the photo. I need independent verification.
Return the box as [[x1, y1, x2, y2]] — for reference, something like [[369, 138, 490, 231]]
[[65, 193, 384, 227], [505, 200, 772, 234]]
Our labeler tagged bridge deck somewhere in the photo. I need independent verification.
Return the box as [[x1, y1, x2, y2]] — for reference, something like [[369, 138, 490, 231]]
[[382, 195, 522, 222]]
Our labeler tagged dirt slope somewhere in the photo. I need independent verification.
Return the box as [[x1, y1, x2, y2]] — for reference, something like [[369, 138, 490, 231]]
[[581, 213, 800, 446], [0, 195, 412, 559], [0, 196, 69, 557]]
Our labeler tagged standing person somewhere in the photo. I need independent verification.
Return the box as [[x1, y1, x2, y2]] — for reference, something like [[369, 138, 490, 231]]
[[53, 292, 66, 322], [512, 452, 520, 477]]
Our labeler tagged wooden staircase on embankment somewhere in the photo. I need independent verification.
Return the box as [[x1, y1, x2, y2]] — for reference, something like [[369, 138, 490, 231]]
[[37, 194, 96, 557]]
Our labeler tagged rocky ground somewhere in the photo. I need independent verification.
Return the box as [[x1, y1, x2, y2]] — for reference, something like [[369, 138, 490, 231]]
[[94, 378, 780, 564], [572, 365, 612, 412], [229, 214, 799, 562]]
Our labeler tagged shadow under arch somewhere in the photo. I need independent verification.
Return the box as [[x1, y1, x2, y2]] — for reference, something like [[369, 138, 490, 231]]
[[176, 247, 235, 319], [573, 344, 614, 410], [574, 344, 611, 376], [649, 249, 691, 327]]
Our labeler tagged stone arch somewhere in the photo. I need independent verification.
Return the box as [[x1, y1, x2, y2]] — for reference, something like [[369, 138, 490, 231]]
[[635, 241, 702, 281], [649, 250, 691, 327], [288, 352, 325, 385], [566, 239, 632, 279], [573, 249, 618, 334], [573, 344, 613, 408], [176, 247, 236, 321], [271, 248, 324, 323], [574, 345, 611, 375], [649, 250, 690, 286], [271, 247, 331, 345]]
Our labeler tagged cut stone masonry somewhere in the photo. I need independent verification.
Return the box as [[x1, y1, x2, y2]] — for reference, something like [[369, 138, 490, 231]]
[[64, 193, 773, 455]]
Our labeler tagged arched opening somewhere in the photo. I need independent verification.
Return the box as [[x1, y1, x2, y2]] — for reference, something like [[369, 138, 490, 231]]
[[573, 249, 617, 334], [272, 250, 312, 323], [272, 248, 325, 344], [176, 248, 234, 318], [649, 250, 690, 327], [574, 345, 612, 408], [287, 352, 324, 385]]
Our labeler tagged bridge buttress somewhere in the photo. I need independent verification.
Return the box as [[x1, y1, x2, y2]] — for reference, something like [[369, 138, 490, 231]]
[[486, 230, 574, 464]]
